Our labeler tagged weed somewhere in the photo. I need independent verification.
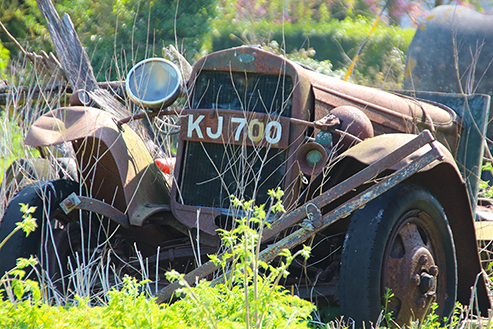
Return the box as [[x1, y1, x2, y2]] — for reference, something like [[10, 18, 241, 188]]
[[0, 192, 317, 328], [0, 203, 37, 250], [381, 287, 395, 327], [165, 189, 315, 329], [0, 203, 40, 302]]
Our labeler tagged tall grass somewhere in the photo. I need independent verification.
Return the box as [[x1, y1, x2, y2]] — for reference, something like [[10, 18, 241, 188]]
[[0, 190, 318, 328], [0, 190, 491, 328], [0, 57, 65, 216]]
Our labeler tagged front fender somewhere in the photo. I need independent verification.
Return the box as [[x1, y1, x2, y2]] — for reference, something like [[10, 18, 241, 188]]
[[340, 133, 490, 314], [25, 106, 171, 226]]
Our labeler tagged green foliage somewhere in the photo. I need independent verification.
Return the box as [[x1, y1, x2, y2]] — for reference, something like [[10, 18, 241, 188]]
[[2, 0, 412, 88], [0, 276, 171, 328], [212, 15, 414, 87], [0, 42, 9, 77], [56, 0, 216, 81], [215, 0, 378, 25], [417, 302, 464, 329], [479, 162, 493, 199], [1, 254, 40, 304], [0, 110, 39, 184], [0, 272, 309, 328], [0, 203, 37, 250], [0, 0, 52, 56], [0, 203, 40, 303], [16, 203, 37, 237], [262, 40, 340, 78], [381, 287, 394, 327], [166, 188, 314, 328], [102, 276, 170, 328]]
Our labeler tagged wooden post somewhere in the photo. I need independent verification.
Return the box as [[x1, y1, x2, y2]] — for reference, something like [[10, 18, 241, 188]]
[[35, 0, 130, 118]]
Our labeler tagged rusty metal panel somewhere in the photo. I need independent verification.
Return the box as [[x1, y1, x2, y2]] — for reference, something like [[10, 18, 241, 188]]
[[308, 70, 461, 154], [24, 107, 171, 226]]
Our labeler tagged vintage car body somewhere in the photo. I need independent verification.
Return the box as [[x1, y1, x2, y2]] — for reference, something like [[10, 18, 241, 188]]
[[2, 45, 491, 324]]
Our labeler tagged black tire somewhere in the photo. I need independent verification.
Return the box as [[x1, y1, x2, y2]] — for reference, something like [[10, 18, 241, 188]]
[[339, 184, 457, 326], [0, 179, 80, 278]]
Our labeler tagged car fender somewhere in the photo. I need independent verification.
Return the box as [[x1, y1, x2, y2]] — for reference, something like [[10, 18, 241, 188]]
[[25, 106, 171, 226], [340, 133, 490, 314]]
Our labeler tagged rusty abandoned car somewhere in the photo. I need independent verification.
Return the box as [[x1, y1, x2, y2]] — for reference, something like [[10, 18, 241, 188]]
[[1, 4, 493, 326]]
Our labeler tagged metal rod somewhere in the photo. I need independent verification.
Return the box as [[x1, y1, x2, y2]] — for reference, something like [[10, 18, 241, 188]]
[[210, 145, 442, 288], [262, 130, 435, 241], [257, 145, 443, 265]]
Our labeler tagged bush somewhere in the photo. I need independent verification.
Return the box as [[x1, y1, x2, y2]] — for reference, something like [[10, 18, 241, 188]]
[[211, 16, 414, 87]]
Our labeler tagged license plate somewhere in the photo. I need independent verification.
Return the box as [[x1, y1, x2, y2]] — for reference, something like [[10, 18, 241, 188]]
[[180, 110, 289, 148]]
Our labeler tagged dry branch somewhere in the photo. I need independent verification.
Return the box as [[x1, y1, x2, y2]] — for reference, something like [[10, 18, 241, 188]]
[[34, 0, 130, 118]]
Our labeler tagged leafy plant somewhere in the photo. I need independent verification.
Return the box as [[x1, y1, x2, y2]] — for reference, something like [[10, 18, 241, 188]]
[[478, 162, 493, 199], [0, 0, 52, 57], [166, 188, 315, 328], [0, 203, 37, 251], [381, 287, 395, 327], [0, 203, 40, 302], [212, 15, 414, 88]]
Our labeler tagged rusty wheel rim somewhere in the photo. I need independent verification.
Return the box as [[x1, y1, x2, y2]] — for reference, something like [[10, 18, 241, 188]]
[[382, 209, 446, 324]]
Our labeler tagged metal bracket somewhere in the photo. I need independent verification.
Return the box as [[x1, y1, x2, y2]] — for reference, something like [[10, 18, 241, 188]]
[[59, 193, 130, 227], [60, 192, 81, 214], [305, 203, 322, 228], [299, 219, 314, 231]]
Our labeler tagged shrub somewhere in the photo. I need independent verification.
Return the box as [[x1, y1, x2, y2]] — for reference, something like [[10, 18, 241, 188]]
[[211, 16, 414, 87]]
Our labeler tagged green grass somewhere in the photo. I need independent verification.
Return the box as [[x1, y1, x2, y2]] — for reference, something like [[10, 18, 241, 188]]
[[0, 190, 489, 328], [0, 110, 28, 182]]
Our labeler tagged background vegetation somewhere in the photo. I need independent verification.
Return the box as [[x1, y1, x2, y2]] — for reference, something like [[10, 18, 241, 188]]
[[3, 0, 483, 86]]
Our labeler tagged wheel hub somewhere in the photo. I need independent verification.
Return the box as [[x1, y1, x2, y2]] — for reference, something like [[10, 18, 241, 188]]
[[411, 249, 438, 296], [418, 271, 436, 295], [383, 218, 441, 324]]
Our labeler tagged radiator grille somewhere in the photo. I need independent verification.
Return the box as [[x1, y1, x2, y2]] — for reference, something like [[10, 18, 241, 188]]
[[179, 71, 292, 208], [191, 71, 293, 116], [178, 142, 287, 208]]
